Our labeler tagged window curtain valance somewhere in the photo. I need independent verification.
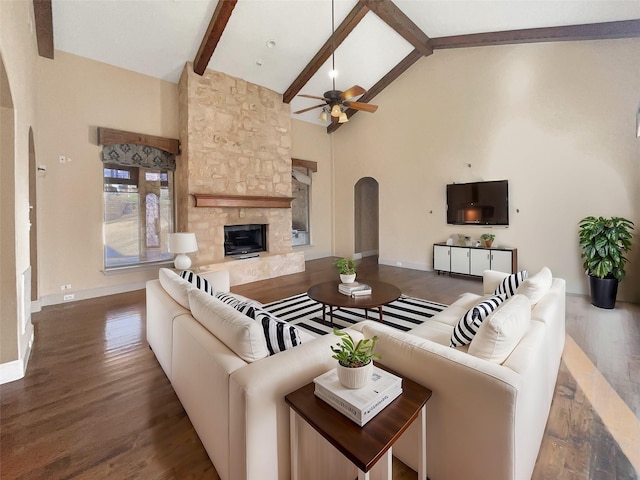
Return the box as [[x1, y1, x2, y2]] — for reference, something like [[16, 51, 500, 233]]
[[101, 144, 176, 171]]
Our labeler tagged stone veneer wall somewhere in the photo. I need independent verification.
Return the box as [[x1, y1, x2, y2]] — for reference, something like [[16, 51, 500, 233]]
[[178, 63, 295, 267]]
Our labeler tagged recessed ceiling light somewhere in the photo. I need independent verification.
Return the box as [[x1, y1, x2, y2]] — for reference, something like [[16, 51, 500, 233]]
[[266, 40, 276, 48], [256, 59, 264, 67]]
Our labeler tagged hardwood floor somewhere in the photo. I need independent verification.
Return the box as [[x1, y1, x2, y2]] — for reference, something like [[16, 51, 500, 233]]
[[1, 257, 638, 479]]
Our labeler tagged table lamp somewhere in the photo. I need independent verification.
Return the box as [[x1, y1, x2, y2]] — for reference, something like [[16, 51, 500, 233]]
[[168, 232, 198, 270]]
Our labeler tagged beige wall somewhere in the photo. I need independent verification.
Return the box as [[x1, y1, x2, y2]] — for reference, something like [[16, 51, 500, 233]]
[[330, 38, 640, 302], [0, 0, 37, 371], [290, 119, 333, 260], [36, 51, 179, 303]]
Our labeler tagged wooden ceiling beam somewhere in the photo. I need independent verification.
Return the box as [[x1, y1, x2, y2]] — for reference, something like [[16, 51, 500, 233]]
[[431, 19, 640, 50], [193, 0, 238, 76], [360, 0, 432, 56], [282, 2, 369, 104], [33, 0, 54, 59], [327, 48, 423, 133]]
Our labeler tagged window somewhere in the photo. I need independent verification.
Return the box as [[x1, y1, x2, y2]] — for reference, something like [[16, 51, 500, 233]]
[[102, 144, 175, 270], [291, 166, 311, 246]]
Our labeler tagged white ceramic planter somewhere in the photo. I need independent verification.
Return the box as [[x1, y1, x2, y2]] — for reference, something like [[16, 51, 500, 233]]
[[337, 361, 373, 389], [340, 273, 356, 284]]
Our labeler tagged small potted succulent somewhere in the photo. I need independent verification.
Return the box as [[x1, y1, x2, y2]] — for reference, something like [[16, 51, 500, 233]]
[[334, 257, 357, 283], [480, 233, 495, 248], [330, 328, 381, 389]]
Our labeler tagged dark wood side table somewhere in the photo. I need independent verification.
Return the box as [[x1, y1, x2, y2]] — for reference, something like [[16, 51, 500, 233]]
[[285, 366, 432, 480], [307, 280, 401, 326]]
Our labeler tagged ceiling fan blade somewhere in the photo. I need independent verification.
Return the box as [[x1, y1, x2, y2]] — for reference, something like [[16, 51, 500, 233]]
[[293, 104, 326, 114], [299, 94, 328, 101], [344, 101, 378, 113], [340, 85, 366, 100]]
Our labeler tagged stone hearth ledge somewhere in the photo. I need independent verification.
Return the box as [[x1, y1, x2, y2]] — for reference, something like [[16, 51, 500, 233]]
[[195, 251, 305, 286]]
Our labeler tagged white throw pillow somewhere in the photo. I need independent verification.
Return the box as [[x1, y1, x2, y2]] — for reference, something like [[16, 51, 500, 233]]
[[188, 288, 269, 362], [468, 294, 531, 364], [517, 267, 553, 305], [158, 268, 191, 309]]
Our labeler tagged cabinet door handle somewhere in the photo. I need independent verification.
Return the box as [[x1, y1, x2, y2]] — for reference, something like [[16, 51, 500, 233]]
[[491, 253, 494, 261]]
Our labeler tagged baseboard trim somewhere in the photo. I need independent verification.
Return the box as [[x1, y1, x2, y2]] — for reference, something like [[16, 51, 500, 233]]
[[40, 281, 147, 307], [0, 330, 34, 385], [378, 258, 431, 272]]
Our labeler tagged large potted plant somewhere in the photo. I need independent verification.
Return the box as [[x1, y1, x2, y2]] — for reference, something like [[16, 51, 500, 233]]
[[334, 257, 357, 283], [578, 216, 634, 309], [330, 328, 380, 389]]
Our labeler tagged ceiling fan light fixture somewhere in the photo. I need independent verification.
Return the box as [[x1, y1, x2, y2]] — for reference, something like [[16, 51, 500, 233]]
[[338, 112, 349, 123], [319, 110, 328, 122], [330, 104, 342, 117]]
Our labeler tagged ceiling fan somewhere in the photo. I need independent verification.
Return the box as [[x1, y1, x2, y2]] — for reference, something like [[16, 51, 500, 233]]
[[292, 0, 378, 124], [293, 86, 378, 122]]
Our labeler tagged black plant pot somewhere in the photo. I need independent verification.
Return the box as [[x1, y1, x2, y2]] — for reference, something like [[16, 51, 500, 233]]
[[588, 274, 619, 309]]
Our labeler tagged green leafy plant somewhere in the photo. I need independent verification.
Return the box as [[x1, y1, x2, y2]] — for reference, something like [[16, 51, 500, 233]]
[[330, 328, 381, 368], [578, 216, 634, 281], [480, 233, 495, 242], [334, 257, 356, 275]]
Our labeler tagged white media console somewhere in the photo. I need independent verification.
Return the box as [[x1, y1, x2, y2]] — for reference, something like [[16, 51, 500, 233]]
[[433, 243, 518, 276]]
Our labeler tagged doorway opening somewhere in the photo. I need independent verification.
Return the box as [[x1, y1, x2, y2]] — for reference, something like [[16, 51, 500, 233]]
[[354, 177, 379, 258]]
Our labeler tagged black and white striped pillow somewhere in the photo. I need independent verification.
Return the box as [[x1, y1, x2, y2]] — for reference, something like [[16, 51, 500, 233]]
[[450, 294, 507, 347], [215, 291, 244, 308], [252, 308, 302, 355], [180, 270, 214, 296], [493, 270, 528, 298]]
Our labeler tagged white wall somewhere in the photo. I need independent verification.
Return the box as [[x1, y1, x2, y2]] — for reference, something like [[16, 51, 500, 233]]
[[290, 119, 333, 260], [35, 51, 179, 304], [331, 39, 640, 302]]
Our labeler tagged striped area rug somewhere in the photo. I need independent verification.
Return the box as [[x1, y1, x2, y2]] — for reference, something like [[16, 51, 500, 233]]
[[263, 293, 447, 337]]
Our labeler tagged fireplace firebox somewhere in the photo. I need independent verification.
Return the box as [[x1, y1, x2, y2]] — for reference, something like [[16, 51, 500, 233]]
[[224, 224, 267, 256]]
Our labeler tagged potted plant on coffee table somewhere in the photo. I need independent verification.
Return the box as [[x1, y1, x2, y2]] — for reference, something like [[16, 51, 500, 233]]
[[330, 328, 380, 389], [578, 216, 634, 309], [334, 257, 357, 283]]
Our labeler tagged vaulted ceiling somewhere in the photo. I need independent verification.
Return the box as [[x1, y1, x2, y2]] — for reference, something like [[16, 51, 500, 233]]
[[35, 0, 640, 133]]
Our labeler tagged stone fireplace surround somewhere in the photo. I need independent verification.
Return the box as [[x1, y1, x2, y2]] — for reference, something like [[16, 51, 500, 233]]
[[177, 64, 304, 285]]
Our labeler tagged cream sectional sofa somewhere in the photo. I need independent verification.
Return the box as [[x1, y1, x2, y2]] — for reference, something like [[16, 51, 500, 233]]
[[147, 267, 565, 480], [146, 268, 359, 480], [351, 268, 566, 480]]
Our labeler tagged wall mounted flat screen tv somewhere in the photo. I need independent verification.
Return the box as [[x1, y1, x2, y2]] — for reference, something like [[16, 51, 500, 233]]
[[446, 180, 509, 226]]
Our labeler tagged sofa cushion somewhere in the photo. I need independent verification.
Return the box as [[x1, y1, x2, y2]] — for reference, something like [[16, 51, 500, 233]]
[[215, 291, 262, 308], [467, 294, 531, 364], [188, 288, 269, 363], [517, 267, 552, 305], [426, 292, 483, 328], [450, 294, 507, 347], [159, 268, 191, 309], [493, 270, 528, 298], [180, 270, 215, 295]]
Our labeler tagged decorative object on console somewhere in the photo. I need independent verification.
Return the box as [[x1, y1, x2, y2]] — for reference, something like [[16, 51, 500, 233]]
[[334, 257, 357, 283], [330, 328, 380, 389], [578, 216, 634, 309], [168, 232, 198, 269], [480, 233, 495, 248]]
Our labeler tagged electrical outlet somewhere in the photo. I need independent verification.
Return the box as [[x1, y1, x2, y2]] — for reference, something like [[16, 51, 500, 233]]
[[63, 294, 74, 301], [60, 284, 72, 290]]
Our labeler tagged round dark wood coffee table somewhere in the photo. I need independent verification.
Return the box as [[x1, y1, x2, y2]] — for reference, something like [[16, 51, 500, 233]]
[[307, 280, 402, 326]]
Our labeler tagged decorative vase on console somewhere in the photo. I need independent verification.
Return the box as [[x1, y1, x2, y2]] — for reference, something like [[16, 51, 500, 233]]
[[330, 328, 380, 389]]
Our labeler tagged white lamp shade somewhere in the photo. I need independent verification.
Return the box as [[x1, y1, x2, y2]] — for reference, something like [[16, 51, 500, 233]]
[[168, 233, 198, 254], [169, 233, 198, 270]]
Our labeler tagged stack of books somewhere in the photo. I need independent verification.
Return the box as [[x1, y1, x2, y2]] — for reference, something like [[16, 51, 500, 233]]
[[338, 282, 372, 297], [313, 366, 403, 426]]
